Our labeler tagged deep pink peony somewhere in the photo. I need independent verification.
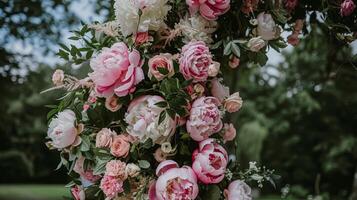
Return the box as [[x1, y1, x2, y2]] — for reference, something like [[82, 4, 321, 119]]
[[186, 0, 230, 20], [73, 156, 101, 183], [192, 138, 228, 184], [224, 180, 252, 200], [150, 160, 199, 200], [179, 41, 212, 83], [340, 0, 356, 16], [89, 42, 144, 97], [186, 96, 223, 141], [71, 185, 85, 200], [100, 175, 124, 200]]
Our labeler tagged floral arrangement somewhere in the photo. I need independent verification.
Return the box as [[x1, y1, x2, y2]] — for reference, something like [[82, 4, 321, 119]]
[[46, 0, 356, 199]]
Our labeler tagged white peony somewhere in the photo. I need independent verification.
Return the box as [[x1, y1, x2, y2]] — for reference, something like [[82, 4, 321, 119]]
[[224, 180, 252, 200], [175, 15, 217, 44], [114, 0, 171, 36], [256, 12, 279, 41], [47, 109, 78, 149], [125, 95, 176, 144]]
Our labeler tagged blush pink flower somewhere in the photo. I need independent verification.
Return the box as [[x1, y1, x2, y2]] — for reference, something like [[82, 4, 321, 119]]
[[284, 0, 298, 12], [73, 156, 101, 182], [52, 69, 64, 86], [89, 42, 144, 98], [105, 95, 122, 112], [211, 78, 230, 103], [228, 56, 240, 69], [341, 0, 356, 16], [71, 185, 85, 200], [179, 41, 212, 83], [192, 138, 228, 184], [135, 32, 150, 45], [287, 33, 300, 46], [96, 128, 115, 148], [221, 123, 236, 142], [100, 175, 124, 200], [224, 180, 252, 200], [186, 96, 223, 141], [256, 12, 278, 41], [105, 160, 127, 179], [186, 0, 230, 20], [110, 135, 130, 158], [224, 92, 243, 113], [148, 53, 175, 81], [150, 160, 199, 200]]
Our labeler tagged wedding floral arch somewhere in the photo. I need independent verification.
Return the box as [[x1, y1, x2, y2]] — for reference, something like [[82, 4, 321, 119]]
[[46, 0, 356, 199]]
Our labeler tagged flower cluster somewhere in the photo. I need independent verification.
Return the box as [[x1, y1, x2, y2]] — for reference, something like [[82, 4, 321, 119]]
[[45, 0, 356, 198]]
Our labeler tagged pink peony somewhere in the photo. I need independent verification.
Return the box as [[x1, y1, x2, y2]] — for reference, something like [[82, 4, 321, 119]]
[[95, 128, 115, 148], [148, 53, 175, 81], [71, 185, 85, 200], [73, 156, 101, 182], [179, 41, 212, 83], [341, 0, 356, 16], [221, 123, 237, 142], [211, 78, 230, 103], [192, 138, 228, 184], [186, 96, 223, 141], [105, 160, 127, 179], [256, 12, 278, 41], [100, 175, 124, 200], [151, 160, 199, 200], [125, 95, 176, 144], [224, 180, 252, 200], [47, 109, 78, 149], [186, 0, 230, 20], [105, 95, 122, 112], [89, 42, 144, 97], [110, 135, 130, 157]]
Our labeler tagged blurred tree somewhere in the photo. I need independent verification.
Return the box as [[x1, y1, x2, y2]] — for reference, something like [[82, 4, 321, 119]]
[[225, 20, 357, 199]]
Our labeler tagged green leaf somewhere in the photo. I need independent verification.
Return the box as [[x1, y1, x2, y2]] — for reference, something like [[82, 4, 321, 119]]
[[80, 135, 91, 152], [141, 139, 153, 149], [69, 36, 80, 40], [158, 111, 166, 125], [86, 50, 94, 59], [202, 185, 221, 200], [155, 101, 168, 108], [59, 43, 70, 51], [211, 40, 223, 49], [224, 42, 232, 55], [157, 67, 169, 75], [138, 160, 150, 169], [256, 52, 268, 66], [231, 42, 241, 57]]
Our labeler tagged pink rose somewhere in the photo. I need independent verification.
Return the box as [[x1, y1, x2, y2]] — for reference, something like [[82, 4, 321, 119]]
[[211, 78, 230, 103], [135, 32, 150, 45], [284, 0, 298, 12], [105, 160, 127, 179], [221, 123, 236, 142], [105, 95, 122, 112], [100, 175, 124, 200], [154, 148, 167, 162], [256, 12, 278, 41], [224, 92, 243, 113], [228, 56, 240, 69], [224, 180, 252, 200], [89, 42, 144, 97], [96, 128, 115, 148], [186, 0, 230, 20], [150, 160, 199, 200], [192, 139, 228, 184], [241, 0, 259, 14], [148, 53, 175, 81], [186, 96, 223, 141], [287, 33, 300, 46], [341, 0, 356, 16], [74, 156, 101, 182], [179, 41, 212, 82], [110, 135, 130, 157], [71, 185, 85, 200], [52, 69, 64, 86], [47, 109, 78, 149], [247, 37, 266, 52]]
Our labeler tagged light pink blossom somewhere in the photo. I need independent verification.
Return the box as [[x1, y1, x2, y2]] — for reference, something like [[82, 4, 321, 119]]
[[341, 0, 356, 16], [100, 175, 124, 200], [148, 53, 175, 81], [187, 96, 223, 141], [110, 135, 130, 158], [73, 156, 101, 182], [186, 0, 230, 20], [71, 185, 85, 200], [211, 78, 230, 103], [52, 69, 64, 86], [150, 160, 199, 200], [192, 138, 228, 184], [179, 41, 212, 82], [224, 180, 252, 200], [89, 42, 144, 97], [105, 160, 127, 179], [256, 12, 278, 41], [224, 92, 243, 113], [221, 123, 236, 142], [208, 61, 220, 77], [228, 56, 240, 68], [105, 95, 122, 112], [95, 128, 115, 148]]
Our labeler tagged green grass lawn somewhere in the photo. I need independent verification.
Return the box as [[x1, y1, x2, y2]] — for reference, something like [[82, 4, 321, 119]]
[[0, 184, 70, 200]]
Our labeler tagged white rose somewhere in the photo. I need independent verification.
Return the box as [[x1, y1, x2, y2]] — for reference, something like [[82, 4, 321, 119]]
[[52, 69, 64, 86], [256, 12, 278, 41], [47, 109, 78, 149], [208, 61, 220, 77], [247, 37, 266, 52], [125, 163, 141, 177], [224, 180, 252, 200]]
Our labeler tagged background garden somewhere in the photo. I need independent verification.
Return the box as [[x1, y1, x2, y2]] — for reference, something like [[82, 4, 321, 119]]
[[0, 0, 356, 200]]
